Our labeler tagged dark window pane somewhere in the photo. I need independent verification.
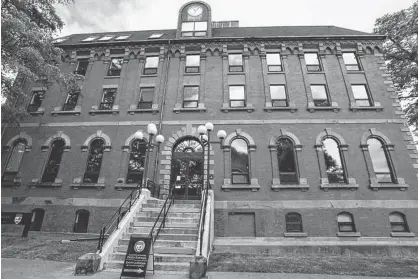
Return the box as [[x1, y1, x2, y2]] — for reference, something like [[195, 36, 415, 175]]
[[339, 224, 355, 232], [107, 58, 123, 76], [138, 87, 154, 109], [229, 65, 243, 72], [183, 86, 199, 108], [346, 65, 360, 71], [3, 140, 26, 182], [83, 139, 105, 183], [74, 210, 89, 233], [286, 213, 303, 232], [337, 213, 355, 232], [277, 138, 298, 184], [231, 139, 249, 184], [144, 68, 157, 75], [75, 60, 89, 76], [323, 138, 346, 183], [99, 88, 117, 110], [41, 140, 65, 183], [307, 65, 321, 72], [268, 65, 283, 72], [27, 91, 45, 112], [367, 138, 392, 182], [185, 66, 200, 73], [63, 90, 80, 111], [126, 139, 147, 184]]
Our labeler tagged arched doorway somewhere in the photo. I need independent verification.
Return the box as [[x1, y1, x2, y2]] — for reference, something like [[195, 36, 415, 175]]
[[170, 137, 204, 200], [30, 208, 45, 231]]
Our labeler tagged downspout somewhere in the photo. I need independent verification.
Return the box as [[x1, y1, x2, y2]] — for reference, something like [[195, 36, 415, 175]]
[[152, 40, 171, 183]]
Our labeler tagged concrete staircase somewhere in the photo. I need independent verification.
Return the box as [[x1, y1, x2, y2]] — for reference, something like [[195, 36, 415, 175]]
[[105, 198, 201, 275]]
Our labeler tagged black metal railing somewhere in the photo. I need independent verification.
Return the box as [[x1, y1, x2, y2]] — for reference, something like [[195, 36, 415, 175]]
[[197, 181, 210, 256], [146, 179, 161, 199], [97, 187, 142, 253], [148, 189, 174, 246]]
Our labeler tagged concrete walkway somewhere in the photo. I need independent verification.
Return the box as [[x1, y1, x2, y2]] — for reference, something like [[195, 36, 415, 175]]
[[1, 258, 415, 279]]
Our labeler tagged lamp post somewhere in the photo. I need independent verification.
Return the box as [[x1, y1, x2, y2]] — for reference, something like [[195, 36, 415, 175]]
[[134, 123, 164, 193]]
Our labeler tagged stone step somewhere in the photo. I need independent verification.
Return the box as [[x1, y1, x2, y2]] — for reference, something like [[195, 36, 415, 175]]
[[131, 221, 198, 228], [122, 232, 197, 241], [109, 252, 194, 263], [137, 211, 200, 218], [141, 207, 201, 213], [115, 245, 196, 255], [142, 203, 200, 209], [103, 260, 124, 270], [134, 216, 200, 223], [147, 199, 201, 205], [128, 227, 198, 235], [119, 238, 197, 248], [155, 262, 190, 272]]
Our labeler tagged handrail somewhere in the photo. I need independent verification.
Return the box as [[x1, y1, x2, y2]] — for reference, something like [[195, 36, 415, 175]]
[[197, 181, 209, 257], [97, 187, 142, 253], [146, 179, 161, 199], [148, 188, 174, 245]]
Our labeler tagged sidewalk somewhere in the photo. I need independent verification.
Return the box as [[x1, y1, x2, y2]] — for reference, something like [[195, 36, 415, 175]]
[[1, 258, 415, 279]]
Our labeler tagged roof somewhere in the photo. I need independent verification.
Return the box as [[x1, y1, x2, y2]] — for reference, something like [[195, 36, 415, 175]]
[[56, 25, 381, 45]]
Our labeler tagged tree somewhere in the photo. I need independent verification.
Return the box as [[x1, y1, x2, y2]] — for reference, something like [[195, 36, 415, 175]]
[[374, 1, 418, 137], [1, 0, 80, 124]]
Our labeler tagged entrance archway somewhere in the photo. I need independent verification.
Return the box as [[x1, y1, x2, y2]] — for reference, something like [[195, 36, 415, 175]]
[[170, 137, 204, 200]]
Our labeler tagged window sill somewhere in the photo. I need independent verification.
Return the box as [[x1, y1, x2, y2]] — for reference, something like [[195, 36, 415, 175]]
[[52, 106, 81, 116], [350, 102, 383, 112], [307, 71, 325, 74], [28, 108, 45, 116], [271, 184, 309, 192], [173, 103, 207, 113], [28, 182, 62, 188], [390, 232, 415, 237], [346, 71, 365, 74], [114, 183, 140, 190], [308, 102, 340, 112], [222, 178, 260, 191], [1, 180, 21, 188], [337, 232, 361, 237], [71, 183, 105, 189], [227, 72, 244, 75], [320, 178, 358, 191], [264, 102, 297, 113], [284, 232, 307, 237], [183, 72, 201, 76], [104, 76, 121, 79], [221, 103, 255, 113], [128, 104, 159, 115], [89, 105, 119, 115], [140, 74, 158, 78], [370, 183, 409, 191]]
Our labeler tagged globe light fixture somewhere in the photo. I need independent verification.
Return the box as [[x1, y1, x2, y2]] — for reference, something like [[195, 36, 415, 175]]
[[134, 131, 144, 140], [217, 130, 227, 140], [198, 125, 207, 135], [147, 123, 157, 135], [156, 134, 165, 144], [205, 122, 214, 131]]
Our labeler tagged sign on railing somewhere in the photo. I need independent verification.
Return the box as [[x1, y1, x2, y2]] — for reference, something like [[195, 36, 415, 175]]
[[120, 235, 152, 278]]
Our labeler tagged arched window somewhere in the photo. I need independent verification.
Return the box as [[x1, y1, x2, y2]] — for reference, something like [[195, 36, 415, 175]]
[[2, 140, 27, 182], [367, 138, 394, 183], [337, 212, 356, 232], [231, 138, 249, 184], [389, 212, 409, 233], [30, 208, 45, 231], [73, 209, 89, 233], [286, 213, 303, 232], [83, 139, 105, 183], [277, 138, 298, 184], [322, 138, 346, 183], [41, 139, 65, 183], [126, 139, 147, 185]]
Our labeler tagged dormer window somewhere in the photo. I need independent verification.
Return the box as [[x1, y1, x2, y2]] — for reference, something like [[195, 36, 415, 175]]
[[82, 36, 98, 42], [181, 22, 207, 37], [53, 37, 67, 43], [115, 35, 130, 40], [149, 33, 163, 39], [98, 35, 114, 41]]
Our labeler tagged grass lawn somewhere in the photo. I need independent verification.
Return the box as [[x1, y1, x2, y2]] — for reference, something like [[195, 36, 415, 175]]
[[1, 232, 99, 262], [208, 252, 418, 278]]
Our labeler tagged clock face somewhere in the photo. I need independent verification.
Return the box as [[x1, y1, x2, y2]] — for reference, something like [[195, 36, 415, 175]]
[[187, 5, 203, 17]]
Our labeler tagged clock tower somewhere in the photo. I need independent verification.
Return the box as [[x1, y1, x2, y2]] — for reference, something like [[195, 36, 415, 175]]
[[176, 1, 212, 38]]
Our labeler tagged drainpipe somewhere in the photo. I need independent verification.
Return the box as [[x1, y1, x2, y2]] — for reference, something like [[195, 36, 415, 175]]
[[152, 40, 171, 183]]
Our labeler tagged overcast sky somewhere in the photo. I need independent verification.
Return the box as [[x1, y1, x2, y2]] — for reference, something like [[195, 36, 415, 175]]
[[55, 0, 415, 37]]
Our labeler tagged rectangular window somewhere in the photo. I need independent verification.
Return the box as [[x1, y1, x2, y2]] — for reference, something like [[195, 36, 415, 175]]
[[27, 90, 45, 112], [138, 87, 154, 109], [144, 57, 159, 75], [343, 53, 361, 71], [99, 88, 117, 110], [183, 86, 199, 108], [63, 89, 80, 111], [351, 85, 371, 106], [229, 54, 243, 72], [266, 53, 283, 72], [185, 55, 200, 73], [74, 59, 89, 76], [310, 85, 330, 107], [107, 58, 123, 76], [270, 85, 288, 107], [229, 85, 245, 107], [181, 22, 207, 37], [304, 53, 322, 72]]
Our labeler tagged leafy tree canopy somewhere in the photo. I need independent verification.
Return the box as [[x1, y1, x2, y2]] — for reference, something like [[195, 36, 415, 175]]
[[1, 0, 80, 124], [374, 1, 418, 136]]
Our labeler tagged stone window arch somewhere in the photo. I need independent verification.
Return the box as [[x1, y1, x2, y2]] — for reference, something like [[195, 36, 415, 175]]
[[72, 131, 111, 189], [269, 129, 309, 191], [73, 209, 89, 233], [315, 129, 358, 190], [30, 131, 71, 188], [222, 129, 260, 191], [2, 132, 32, 186], [360, 129, 408, 190]]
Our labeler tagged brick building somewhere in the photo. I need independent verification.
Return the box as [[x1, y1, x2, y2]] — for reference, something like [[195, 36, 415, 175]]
[[2, 1, 417, 241]]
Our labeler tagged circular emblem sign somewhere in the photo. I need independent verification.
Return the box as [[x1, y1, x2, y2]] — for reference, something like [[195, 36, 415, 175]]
[[133, 240, 145, 253]]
